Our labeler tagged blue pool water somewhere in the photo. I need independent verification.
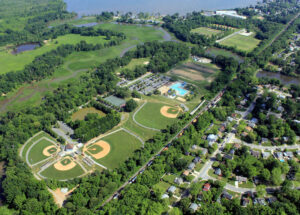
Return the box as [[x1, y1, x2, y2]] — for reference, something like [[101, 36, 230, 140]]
[[170, 82, 189, 96]]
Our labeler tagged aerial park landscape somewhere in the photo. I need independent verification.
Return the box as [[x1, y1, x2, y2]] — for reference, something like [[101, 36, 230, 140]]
[[0, 0, 299, 214]]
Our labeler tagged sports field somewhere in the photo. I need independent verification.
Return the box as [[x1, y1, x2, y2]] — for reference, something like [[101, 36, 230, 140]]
[[219, 34, 261, 52], [72, 107, 106, 121], [39, 160, 85, 180], [27, 138, 58, 165], [90, 129, 143, 169], [191, 27, 222, 36], [134, 102, 179, 130]]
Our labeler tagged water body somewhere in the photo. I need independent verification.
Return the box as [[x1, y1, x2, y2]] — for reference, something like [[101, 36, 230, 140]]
[[74, 22, 99, 27], [11, 43, 40, 55], [256, 71, 300, 85], [64, 0, 259, 16]]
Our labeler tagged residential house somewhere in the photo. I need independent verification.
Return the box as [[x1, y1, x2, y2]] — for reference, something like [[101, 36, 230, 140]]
[[224, 154, 233, 160], [253, 198, 266, 206], [296, 150, 300, 156], [251, 150, 260, 158], [233, 143, 241, 149], [227, 116, 234, 122], [251, 118, 258, 124], [201, 148, 208, 156], [161, 194, 169, 199], [189, 203, 199, 213], [207, 134, 218, 143], [168, 186, 176, 194], [219, 126, 226, 132], [174, 177, 183, 185], [193, 157, 201, 163], [215, 168, 222, 176], [229, 149, 235, 155], [245, 126, 253, 132], [188, 162, 196, 170], [262, 152, 271, 159], [274, 152, 284, 161], [183, 170, 190, 177], [236, 176, 247, 183], [267, 197, 277, 204], [222, 192, 233, 200], [203, 183, 211, 191], [65, 143, 74, 152], [191, 145, 199, 150], [283, 151, 294, 159], [248, 122, 256, 128]]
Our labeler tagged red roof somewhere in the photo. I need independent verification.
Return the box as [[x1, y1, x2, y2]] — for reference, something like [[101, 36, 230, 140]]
[[203, 183, 211, 191]]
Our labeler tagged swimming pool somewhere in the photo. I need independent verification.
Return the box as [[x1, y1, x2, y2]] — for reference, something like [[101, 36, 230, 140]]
[[170, 82, 189, 96]]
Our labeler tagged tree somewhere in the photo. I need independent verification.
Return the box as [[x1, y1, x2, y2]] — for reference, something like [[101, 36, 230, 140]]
[[124, 99, 138, 112], [260, 169, 271, 182], [271, 168, 282, 185], [256, 185, 266, 197]]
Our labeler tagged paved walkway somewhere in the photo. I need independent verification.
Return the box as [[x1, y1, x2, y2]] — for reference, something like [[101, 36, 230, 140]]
[[216, 29, 245, 43]]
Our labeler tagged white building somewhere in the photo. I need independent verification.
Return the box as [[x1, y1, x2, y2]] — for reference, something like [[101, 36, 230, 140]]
[[216, 10, 247, 19]]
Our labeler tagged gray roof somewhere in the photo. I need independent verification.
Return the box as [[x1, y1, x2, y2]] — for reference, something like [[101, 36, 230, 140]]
[[262, 152, 271, 158], [188, 162, 196, 170], [189, 203, 198, 211], [215, 168, 222, 175], [168, 186, 176, 193], [174, 177, 183, 185]]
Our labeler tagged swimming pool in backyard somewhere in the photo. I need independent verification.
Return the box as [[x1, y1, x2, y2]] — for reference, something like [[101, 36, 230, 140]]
[[170, 82, 189, 96]]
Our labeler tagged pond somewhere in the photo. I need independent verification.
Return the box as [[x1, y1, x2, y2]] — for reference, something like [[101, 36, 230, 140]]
[[11, 43, 40, 55], [256, 71, 300, 85], [74, 22, 99, 27]]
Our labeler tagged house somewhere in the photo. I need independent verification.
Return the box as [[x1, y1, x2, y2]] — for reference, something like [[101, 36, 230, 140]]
[[283, 151, 294, 158], [236, 176, 247, 183], [168, 186, 176, 194], [183, 170, 190, 176], [261, 138, 269, 144], [274, 152, 284, 161], [193, 157, 201, 163], [188, 163, 196, 170], [222, 192, 233, 200], [65, 143, 74, 152], [251, 150, 260, 158], [227, 116, 234, 122], [224, 154, 233, 160], [229, 149, 235, 155], [253, 198, 266, 206], [245, 126, 253, 132], [248, 122, 256, 128], [201, 148, 208, 156], [296, 150, 300, 156], [250, 118, 258, 124], [203, 183, 211, 191], [262, 152, 271, 159], [242, 132, 248, 137], [191, 145, 199, 150], [233, 143, 241, 149], [161, 194, 169, 199], [242, 198, 250, 207], [189, 203, 199, 213], [219, 126, 226, 132], [174, 177, 183, 185], [215, 168, 222, 176], [283, 137, 289, 142], [244, 191, 255, 199], [267, 197, 277, 204], [207, 134, 218, 143]]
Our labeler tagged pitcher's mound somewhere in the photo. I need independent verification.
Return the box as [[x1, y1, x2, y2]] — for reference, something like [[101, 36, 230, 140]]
[[160, 106, 181, 118]]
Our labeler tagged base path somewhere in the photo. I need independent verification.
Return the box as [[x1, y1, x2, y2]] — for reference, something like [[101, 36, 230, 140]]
[[160, 106, 181, 118], [132, 102, 160, 131], [54, 157, 76, 171], [86, 141, 111, 159]]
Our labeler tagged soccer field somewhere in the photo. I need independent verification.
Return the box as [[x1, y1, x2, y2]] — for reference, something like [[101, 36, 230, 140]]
[[219, 34, 260, 52], [191, 27, 222, 36]]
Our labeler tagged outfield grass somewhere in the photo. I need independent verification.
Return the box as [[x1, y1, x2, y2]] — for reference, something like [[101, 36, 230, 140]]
[[27, 138, 56, 165], [135, 102, 178, 130], [39, 162, 85, 180], [191, 27, 222, 36], [0, 34, 107, 75], [219, 34, 261, 52], [94, 130, 142, 169], [72, 107, 106, 121], [21, 131, 55, 159]]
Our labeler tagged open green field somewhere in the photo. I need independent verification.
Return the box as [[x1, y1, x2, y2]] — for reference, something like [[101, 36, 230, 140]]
[[117, 58, 150, 73], [0, 23, 165, 114], [191, 27, 222, 36], [205, 47, 244, 63], [94, 129, 142, 169], [219, 34, 261, 52], [27, 138, 57, 165], [49, 16, 98, 27], [72, 107, 106, 121], [134, 102, 178, 130], [21, 131, 55, 159], [0, 34, 107, 75], [39, 162, 85, 180]]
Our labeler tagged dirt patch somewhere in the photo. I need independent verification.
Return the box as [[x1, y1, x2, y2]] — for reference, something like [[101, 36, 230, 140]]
[[170, 69, 205, 81], [49, 186, 78, 207], [143, 61, 149, 65], [159, 85, 170, 94], [160, 106, 181, 118], [54, 157, 76, 171], [176, 97, 186, 102], [43, 145, 59, 156], [85, 141, 110, 159]]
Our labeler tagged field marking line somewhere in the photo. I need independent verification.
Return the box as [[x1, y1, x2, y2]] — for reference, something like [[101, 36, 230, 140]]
[[132, 102, 160, 131], [122, 128, 145, 147], [19, 131, 44, 158], [31, 156, 53, 167], [25, 136, 58, 167]]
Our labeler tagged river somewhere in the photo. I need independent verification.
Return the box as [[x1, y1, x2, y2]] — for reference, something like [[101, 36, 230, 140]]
[[256, 70, 300, 85], [64, 0, 259, 16]]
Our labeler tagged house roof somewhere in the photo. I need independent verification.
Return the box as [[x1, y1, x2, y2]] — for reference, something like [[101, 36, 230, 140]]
[[188, 162, 196, 170], [236, 176, 247, 182], [189, 203, 198, 211], [168, 186, 176, 193], [65, 143, 74, 150]]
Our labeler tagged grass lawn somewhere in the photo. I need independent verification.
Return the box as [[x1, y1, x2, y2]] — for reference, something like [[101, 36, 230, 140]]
[[94, 129, 143, 169], [0, 34, 107, 75], [21, 131, 55, 159], [72, 107, 106, 121], [238, 181, 255, 188], [153, 181, 171, 193], [191, 27, 222, 36], [219, 34, 261, 52], [39, 162, 85, 180], [163, 174, 177, 184], [27, 138, 56, 165], [205, 47, 244, 63], [134, 102, 178, 130], [117, 58, 150, 73]]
